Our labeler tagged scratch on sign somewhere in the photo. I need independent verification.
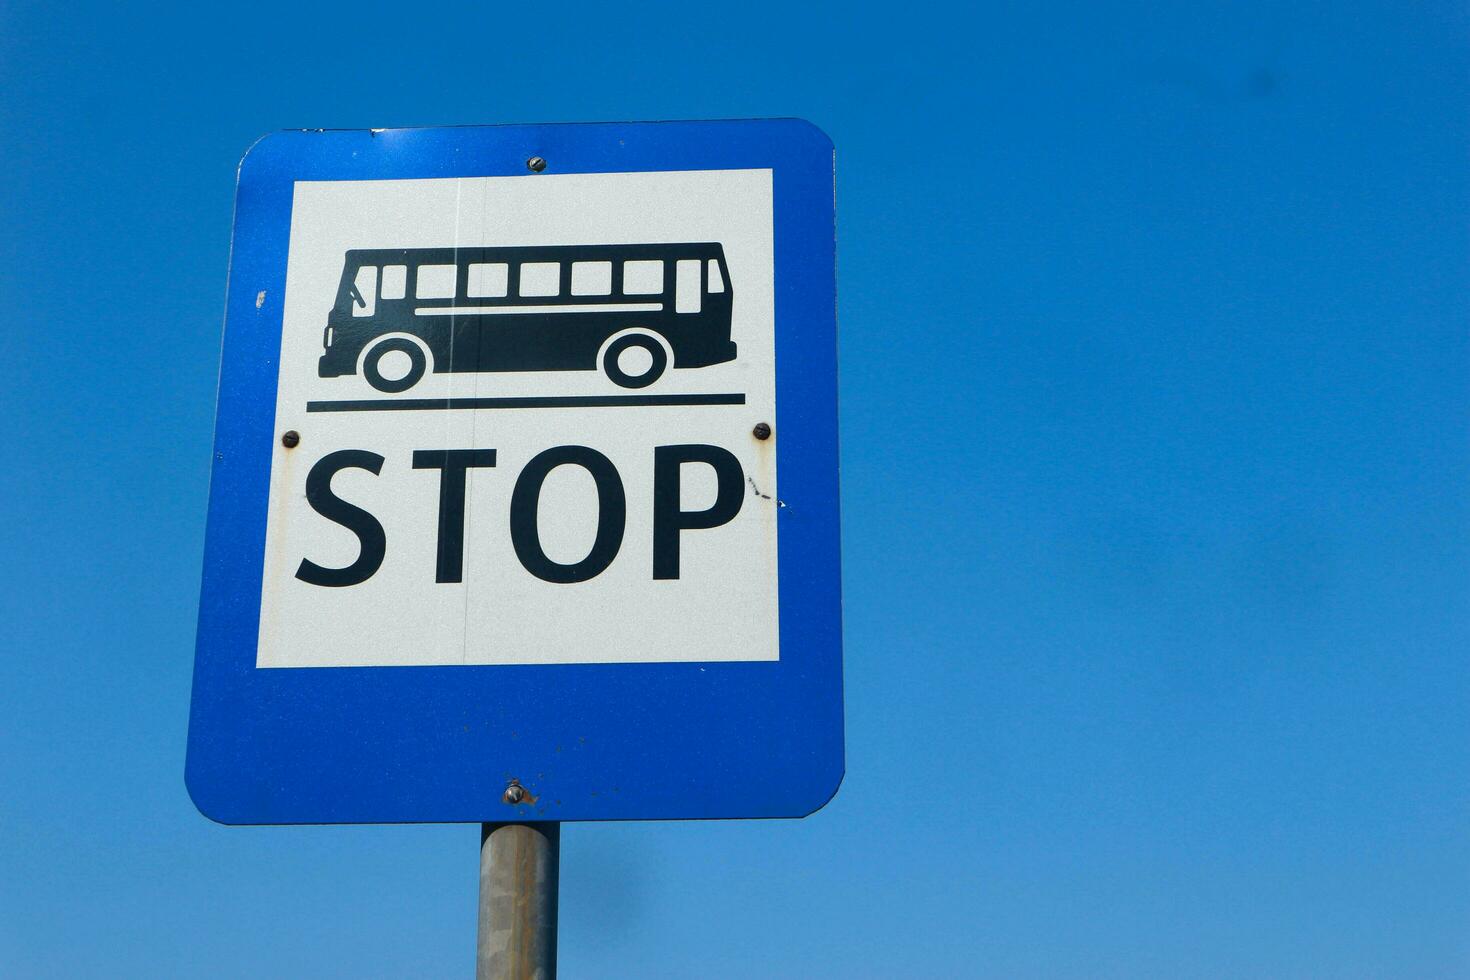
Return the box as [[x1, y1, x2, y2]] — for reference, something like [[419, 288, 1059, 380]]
[[747, 475, 787, 508]]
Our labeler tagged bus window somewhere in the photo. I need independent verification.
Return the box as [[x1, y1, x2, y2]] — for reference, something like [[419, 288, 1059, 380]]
[[676, 259, 702, 313], [467, 262, 508, 297], [417, 263, 456, 299], [707, 259, 725, 293], [571, 261, 613, 296], [382, 265, 407, 300], [520, 262, 560, 297], [624, 260, 663, 295], [352, 266, 377, 317]]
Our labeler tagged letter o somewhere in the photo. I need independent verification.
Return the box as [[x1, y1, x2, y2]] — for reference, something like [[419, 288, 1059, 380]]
[[509, 446, 626, 583]]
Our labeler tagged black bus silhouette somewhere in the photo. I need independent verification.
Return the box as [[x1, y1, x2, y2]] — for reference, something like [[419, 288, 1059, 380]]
[[318, 243, 735, 392]]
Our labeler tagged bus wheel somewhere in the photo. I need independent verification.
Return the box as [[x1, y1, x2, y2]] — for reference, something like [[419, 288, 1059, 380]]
[[602, 333, 668, 389], [363, 337, 427, 393]]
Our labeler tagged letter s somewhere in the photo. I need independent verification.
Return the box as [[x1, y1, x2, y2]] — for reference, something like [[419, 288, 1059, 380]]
[[295, 450, 387, 587]]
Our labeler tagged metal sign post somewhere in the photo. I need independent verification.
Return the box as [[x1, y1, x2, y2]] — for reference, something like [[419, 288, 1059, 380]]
[[478, 822, 560, 980]]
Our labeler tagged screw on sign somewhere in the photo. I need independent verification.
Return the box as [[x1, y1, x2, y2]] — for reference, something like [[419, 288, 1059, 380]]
[[502, 779, 534, 805], [187, 120, 840, 979]]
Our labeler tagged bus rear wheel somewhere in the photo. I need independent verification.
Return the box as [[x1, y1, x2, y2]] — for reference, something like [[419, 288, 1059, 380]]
[[602, 333, 667, 389], [363, 337, 427, 393]]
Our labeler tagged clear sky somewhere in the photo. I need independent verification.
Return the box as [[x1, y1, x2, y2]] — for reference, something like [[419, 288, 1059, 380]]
[[2, 1, 1466, 977]]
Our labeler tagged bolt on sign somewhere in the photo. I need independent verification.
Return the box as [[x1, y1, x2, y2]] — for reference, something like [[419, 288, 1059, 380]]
[[186, 120, 842, 823]]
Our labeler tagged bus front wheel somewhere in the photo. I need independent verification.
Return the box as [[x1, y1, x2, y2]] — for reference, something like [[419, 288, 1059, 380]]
[[363, 337, 427, 393], [602, 333, 668, 389]]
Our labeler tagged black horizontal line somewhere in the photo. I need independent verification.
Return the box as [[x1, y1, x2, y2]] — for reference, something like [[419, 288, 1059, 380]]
[[306, 393, 747, 413]]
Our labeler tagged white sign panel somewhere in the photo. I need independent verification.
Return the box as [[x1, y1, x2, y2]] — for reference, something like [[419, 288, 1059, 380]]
[[258, 169, 778, 667]]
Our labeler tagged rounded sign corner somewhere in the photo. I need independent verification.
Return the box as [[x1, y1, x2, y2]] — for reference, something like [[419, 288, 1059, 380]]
[[779, 117, 836, 156], [236, 129, 296, 182], [793, 759, 846, 819], [184, 760, 246, 827]]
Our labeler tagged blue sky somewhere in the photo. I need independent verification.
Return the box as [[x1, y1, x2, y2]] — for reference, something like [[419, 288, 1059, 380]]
[[2, 1, 1467, 976]]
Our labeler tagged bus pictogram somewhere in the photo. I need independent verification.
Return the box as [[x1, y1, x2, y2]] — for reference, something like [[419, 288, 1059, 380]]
[[318, 243, 736, 392]]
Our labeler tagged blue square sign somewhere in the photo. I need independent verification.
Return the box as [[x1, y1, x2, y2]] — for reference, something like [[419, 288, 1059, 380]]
[[186, 119, 842, 823]]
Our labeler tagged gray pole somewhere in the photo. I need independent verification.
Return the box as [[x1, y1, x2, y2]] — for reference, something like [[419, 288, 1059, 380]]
[[478, 822, 560, 980]]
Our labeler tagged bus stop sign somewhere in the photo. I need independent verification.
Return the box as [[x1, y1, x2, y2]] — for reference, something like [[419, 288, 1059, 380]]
[[186, 120, 842, 823]]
